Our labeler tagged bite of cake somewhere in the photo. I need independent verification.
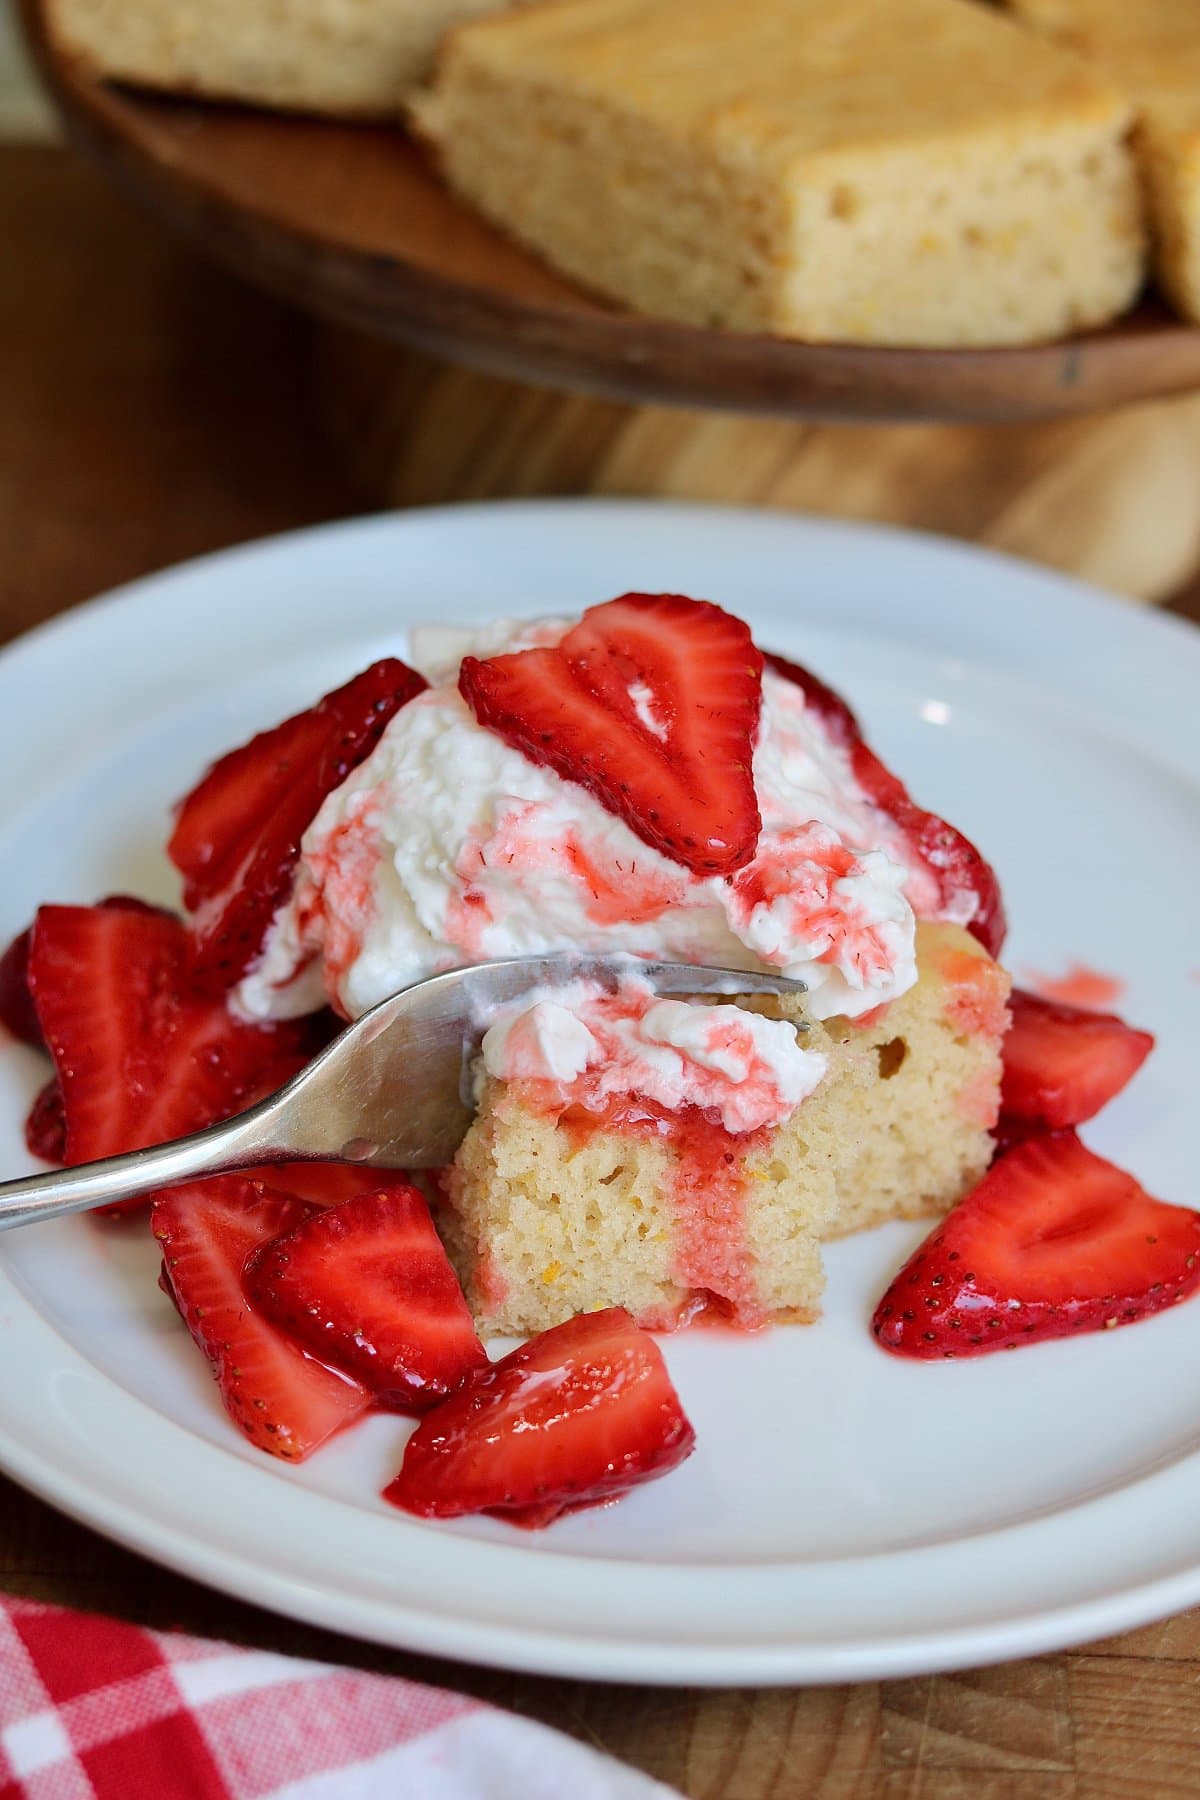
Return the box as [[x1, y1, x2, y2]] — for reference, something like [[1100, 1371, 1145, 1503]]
[[230, 592, 1010, 1334]]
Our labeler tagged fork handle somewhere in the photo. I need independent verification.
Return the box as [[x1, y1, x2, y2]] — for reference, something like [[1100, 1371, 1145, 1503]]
[[0, 1102, 283, 1232]]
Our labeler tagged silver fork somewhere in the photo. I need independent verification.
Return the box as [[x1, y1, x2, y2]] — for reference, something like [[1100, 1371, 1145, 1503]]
[[0, 954, 807, 1232]]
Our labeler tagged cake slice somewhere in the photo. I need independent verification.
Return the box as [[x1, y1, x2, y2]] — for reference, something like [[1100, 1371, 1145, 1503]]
[[1008, 0, 1200, 321], [45, 0, 541, 116], [416, 0, 1144, 346], [441, 921, 1011, 1336]]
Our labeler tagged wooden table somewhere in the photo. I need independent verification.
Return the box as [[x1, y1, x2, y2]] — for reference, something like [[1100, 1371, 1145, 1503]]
[[5, 142, 1200, 1800]]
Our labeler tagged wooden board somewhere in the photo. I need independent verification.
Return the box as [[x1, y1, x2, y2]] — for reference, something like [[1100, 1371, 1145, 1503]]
[[21, 0, 1200, 426]]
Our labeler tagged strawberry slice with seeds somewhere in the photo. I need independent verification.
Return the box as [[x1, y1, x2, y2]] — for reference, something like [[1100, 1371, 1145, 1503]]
[[27, 904, 318, 1197], [245, 1182, 486, 1410], [25, 1078, 65, 1163], [1001, 987, 1155, 1129], [384, 1306, 696, 1527], [1, 895, 173, 1053], [169, 658, 426, 989], [154, 1177, 370, 1460], [873, 1131, 1200, 1359], [460, 594, 763, 876], [764, 652, 1006, 956], [251, 1162, 385, 1209]]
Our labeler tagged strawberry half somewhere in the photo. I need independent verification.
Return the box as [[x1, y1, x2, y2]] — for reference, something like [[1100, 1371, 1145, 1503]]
[[1, 895, 173, 1053], [873, 1132, 1200, 1359], [1001, 987, 1154, 1129], [25, 1078, 65, 1163], [764, 651, 1006, 956], [26, 904, 319, 1195], [384, 1306, 696, 1527], [169, 658, 427, 990], [460, 594, 763, 876], [245, 1182, 486, 1410], [154, 1177, 371, 1460], [252, 1161, 386, 1209]]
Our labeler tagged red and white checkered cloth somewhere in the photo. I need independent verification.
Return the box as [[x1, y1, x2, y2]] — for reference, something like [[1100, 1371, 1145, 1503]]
[[0, 1598, 676, 1799]]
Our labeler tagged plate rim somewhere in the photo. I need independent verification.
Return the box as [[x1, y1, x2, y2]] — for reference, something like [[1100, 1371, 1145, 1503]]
[[2, 496, 1200, 1685]]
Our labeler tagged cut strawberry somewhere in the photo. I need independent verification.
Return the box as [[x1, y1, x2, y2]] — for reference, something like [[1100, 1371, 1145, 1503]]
[[0, 926, 39, 1049], [384, 1306, 695, 1527], [154, 1177, 371, 1460], [765, 652, 1006, 956], [251, 1161, 385, 1209], [1001, 987, 1154, 1129], [873, 1131, 1200, 1359], [169, 658, 427, 990], [460, 594, 763, 876], [26, 904, 319, 1200], [25, 1078, 65, 1163], [245, 1182, 486, 1411], [1, 895, 173, 1053]]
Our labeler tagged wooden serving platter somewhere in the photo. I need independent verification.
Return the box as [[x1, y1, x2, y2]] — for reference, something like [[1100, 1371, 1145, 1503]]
[[22, 0, 1200, 424]]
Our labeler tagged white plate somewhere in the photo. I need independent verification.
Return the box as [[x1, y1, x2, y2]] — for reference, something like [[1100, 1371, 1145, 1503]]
[[1, 501, 1198, 1687]]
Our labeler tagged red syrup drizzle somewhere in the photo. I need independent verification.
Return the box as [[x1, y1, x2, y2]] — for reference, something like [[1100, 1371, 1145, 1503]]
[[1021, 962, 1126, 1012], [550, 1092, 771, 1331]]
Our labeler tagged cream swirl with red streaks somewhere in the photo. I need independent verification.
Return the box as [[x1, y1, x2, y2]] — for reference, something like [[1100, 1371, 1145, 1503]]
[[236, 620, 938, 1026]]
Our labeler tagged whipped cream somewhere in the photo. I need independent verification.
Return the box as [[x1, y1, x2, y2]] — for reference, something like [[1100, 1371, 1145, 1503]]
[[479, 977, 826, 1134], [236, 618, 937, 1026]]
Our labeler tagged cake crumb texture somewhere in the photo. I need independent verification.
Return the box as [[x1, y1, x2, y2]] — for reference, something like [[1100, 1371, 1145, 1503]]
[[1009, 0, 1200, 321], [46, 0, 540, 115], [418, 0, 1144, 345], [441, 922, 1011, 1336]]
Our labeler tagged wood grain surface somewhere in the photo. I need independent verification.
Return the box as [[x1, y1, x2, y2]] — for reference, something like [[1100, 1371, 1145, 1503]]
[[21, 0, 1200, 428], [4, 144, 1200, 1799]]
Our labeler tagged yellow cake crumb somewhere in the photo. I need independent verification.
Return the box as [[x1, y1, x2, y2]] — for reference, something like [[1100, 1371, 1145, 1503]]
[[417, 0, 1145, 345], [439, 922, 1011, 1337], [45, 0, 543, 115], [1009, 0, 1200, 321]]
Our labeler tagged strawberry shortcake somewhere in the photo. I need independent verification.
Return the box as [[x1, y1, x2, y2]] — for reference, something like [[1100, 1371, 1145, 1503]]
[[227, 595, 1011, 1334], [5, 587, 1181, 1527]]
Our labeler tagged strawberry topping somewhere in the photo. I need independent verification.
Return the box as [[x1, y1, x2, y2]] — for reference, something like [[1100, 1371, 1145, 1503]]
[[25, 1078, 65, 1164], [873, 1131, 1200, 1358], [26, 904, 320, 1197], [384, 1305, 696, 1527], [245, 1182, 487, 1410], [1, 895, 174, 1053], [154, 1177, 371, 1460], [1001, 988, 1155, 1129], [169, 658, 427, 990], [460, 594, 763, 876], [764, 652, 1006, 956]]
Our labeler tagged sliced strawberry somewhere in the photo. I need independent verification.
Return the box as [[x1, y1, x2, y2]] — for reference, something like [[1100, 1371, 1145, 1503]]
[[169, 658, 427, 990], [873, 1132, 1200, 1359], [26, 904, 317, 1198], [0, 895, 173, 1053], [1001, 988, 1154, 1129], [765, 652, 1006, 956], [384, 1306, 695, 1527], [154, 1177, 370, 1460], [25, 1078, 65, 1163], [245, 1182, 486, 1411], [251, 1161, 384, 1209], [0, 926, 39, 1049], [460, 594, 763, 876]]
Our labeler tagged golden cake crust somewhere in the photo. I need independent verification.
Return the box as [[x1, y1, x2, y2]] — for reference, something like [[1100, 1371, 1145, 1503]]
[[418, 0, 1144, 345], [439, 921, 1011, 1337], [1009, 0, 1200, 320]]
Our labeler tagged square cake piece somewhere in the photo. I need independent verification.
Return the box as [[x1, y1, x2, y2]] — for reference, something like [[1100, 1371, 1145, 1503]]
[[417, 0, 1144, 345], [440, 922, 1011, 1336], [1009, 0, 1200, 321], [45, 0, 540, 116]]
